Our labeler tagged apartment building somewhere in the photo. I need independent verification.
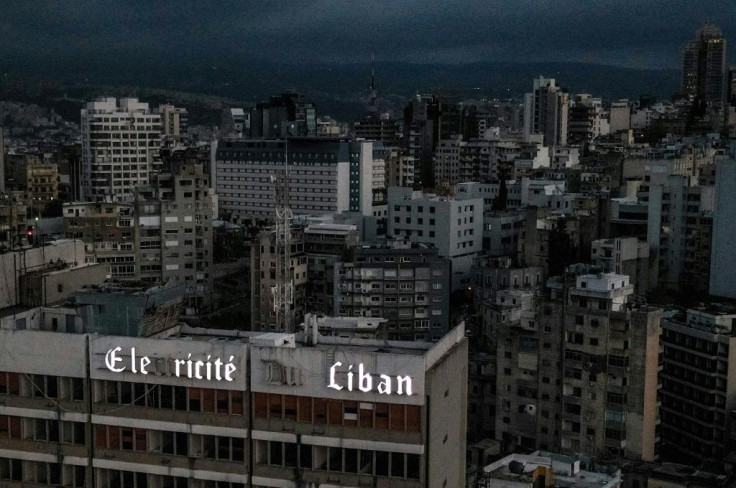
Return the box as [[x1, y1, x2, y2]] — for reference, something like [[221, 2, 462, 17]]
[[495, 269, 662, 462], [134, 162, 214, 310], [26, 160, 59, 209], [0, 317, 468, 488], [303, 223, 358, 316], [387, 186, 483, 290], [333, 240, 451, 341], [158, 104, 189, 140], [80, 98, 162, 202], [250, 227, 308, 333], [659, 305, 736, 466]]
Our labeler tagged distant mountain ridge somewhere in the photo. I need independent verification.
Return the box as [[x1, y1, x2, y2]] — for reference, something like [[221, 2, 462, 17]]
[[0, 54, 680, 122]]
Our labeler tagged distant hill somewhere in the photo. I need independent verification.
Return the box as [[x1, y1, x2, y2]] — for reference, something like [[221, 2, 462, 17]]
[[0, 53, 680, 123]]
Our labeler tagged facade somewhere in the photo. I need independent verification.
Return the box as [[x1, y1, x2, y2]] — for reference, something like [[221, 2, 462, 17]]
[[333, 240, 451, 341], [80, 98, 162, 202], [353, 115, 403, 146], [158, 104, 189, 140], [523, 77, 569, 146], [387, 186, 483, 290], [659, 306, 736, 467], [0, 318, 467, 488], [609, 100, 631, 133], [568, 94, 608, 145], [63, 202, 136, 278], [591, 237, 651, 295], [682, 24, 727, 108], [133, 162, 214, 310], [26, 160, 59, 209], [495, 270, 662, 462], [382, 147, 415, 189], [303, 223, 359, 316], [250, 93, 317, 139], [250, 227, 308, 333], [710, 158, 736, 299], [215, 138, 374, 223]]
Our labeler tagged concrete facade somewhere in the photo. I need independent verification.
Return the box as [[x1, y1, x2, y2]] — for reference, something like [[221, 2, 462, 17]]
[[80, 98, 162, 202], [387, 187, 483, 290]]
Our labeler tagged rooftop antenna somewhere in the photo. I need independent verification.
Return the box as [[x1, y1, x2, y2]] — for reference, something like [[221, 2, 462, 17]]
[[270, 124, 295, 332]]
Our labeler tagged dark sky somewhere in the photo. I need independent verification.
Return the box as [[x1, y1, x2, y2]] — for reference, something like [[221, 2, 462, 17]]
[[1, 1, 734, 69]]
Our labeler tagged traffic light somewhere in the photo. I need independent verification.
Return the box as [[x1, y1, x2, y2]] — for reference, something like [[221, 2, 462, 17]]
[[26, 226, 34, 244]]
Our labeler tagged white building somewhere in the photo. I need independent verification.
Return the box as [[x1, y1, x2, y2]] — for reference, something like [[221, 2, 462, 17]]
[[609, 100, 631, 132], [387, 187, 483, 290], [80, 98, 162, 202], [214, 138, 375, 222]]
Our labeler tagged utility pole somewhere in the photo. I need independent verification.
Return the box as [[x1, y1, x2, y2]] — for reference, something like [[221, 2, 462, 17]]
[[270, 132, 294, 332]]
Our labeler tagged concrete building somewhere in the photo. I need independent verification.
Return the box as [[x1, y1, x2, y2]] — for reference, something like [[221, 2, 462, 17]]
[[250, 93, 317, 139], [660, 305, 736, 467], [63, 202, 136, 278], [250, 227, 308, 333], [609, 100, 631, 133], [591, 237, 651, 295], [710, 158, 736, 299], [25, 160, 59, 210], [334, 240, 451, 341], [683, 24, 727, 108], [215, 138, 375, 223], [353, 114, 403, 147], [383, 147, 415, 189], [523, 77, 569, 146], [568, 94, 609, 145], [550, 272, 661, 461], [221, 108, 250, 138], [387, 186, 483, 290], [481, 451, 621, 488], [0, 239, 89, 309], [303, 222, 359, 316], [158, 104, 188, 140], [0, 316, 467, 488], [495, 269, 662, 462], [80, 97, 162, 202], [133, 162, 214, 311]]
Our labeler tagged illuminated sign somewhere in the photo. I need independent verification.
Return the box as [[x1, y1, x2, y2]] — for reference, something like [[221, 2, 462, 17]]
[[104, 347, 236, 382], [328, 362, 413, 395]]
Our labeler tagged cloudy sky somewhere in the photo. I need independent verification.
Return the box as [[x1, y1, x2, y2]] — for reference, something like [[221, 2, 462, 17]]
[[1, 1, 734, 69]]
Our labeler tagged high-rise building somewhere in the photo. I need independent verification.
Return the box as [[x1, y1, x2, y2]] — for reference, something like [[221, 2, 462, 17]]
[[494, 270, 662, 462], [215, 138, 375, 223], [250, 226, 307, 332], [80, 98, 162, 202], [133, 162, 214, 311], [333, 240, 451, 341], [304, 222, 359, 316], [710, 158, 736, 299], [523, 77, 569, 146], [682, 24, 727, 108], [660, 305, 736, 467]]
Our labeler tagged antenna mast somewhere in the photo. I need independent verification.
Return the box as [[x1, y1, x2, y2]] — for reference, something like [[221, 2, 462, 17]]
[[270, 135, 294, 332]]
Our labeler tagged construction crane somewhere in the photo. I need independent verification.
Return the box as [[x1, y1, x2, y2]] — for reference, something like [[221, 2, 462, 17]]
[[270, 136, 294, 332]]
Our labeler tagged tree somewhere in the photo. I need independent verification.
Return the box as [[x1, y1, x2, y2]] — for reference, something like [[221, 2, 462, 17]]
[[491, 174, 508, 211]]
